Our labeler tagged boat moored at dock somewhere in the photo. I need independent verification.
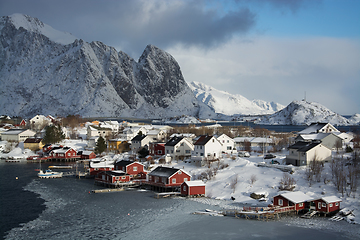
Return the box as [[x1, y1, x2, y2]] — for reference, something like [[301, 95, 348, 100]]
[[38, 169, 63, 178]]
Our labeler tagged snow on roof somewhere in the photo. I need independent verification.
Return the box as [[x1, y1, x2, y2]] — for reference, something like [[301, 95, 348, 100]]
[[279, 191, 313, 204], [321, 196, 342, 203], [1, 129, 26, 135], [183, 180, 205, 187], [89, 161, 114, 168]]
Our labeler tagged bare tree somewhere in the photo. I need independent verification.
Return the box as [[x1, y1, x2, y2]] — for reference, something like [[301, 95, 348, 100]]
[[279, 173, 296, 191], [230, 174, 238, 193], [250, 174, 257, 185]]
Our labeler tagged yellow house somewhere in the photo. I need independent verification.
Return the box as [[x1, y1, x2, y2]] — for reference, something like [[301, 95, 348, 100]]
[[107, 139, 128, 152], [24, 138, 44, 151]]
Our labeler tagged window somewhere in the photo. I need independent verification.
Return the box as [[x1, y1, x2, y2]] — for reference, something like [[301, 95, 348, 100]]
[[185, 150, 190, 154], [172, 178, 176, 183], [227, 146, 232, 150], [176, 150, 180, 152], [335, 202, 339, 206], [299, 203, 303, 207], [330, 203, 333, 207], [184, 178, 188, 181], [183, 186, 187, 191], [122, 176, 126, 179], [318, 202, 321, 209], [322, 203, 326, 208], [278, 199, 283, 206], [133, 166, 137, 172], [158, 150, 162, 154]]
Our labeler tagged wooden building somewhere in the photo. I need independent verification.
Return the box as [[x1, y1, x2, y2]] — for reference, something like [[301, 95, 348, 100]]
[[24, 138, 44, 151], [95, 170, 131, 186], [312, 196, 342, 215], [114, 160, 147, 179], [181, 180, 205, 197], [147, 166, 191, 191], [273, 191, 313, 213]]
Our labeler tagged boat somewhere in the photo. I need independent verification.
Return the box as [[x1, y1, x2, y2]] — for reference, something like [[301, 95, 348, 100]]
[[38, 169, 63, 178], [48, 165, 73, 169]]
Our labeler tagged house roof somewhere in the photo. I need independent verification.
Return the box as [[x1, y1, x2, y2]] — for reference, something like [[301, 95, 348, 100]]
[[278, 191, 313, 204], [131, 135, 147, 142], [183, 180, 205, 187], [298, 123, 339, 134], [148, 166, 180, 178], [297, 133, 341, 141], [321, 196, 342, 203], [114, 160, 135, 167], [1, 129, 26, 135], [165, 136, 184, 146], [194, 135, 213, 145], [100, 170, 126, 176], [24, 138, 42, 143], [288, 141, 323, 152]]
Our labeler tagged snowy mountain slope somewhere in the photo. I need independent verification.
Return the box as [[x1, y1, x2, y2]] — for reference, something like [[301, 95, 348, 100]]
[[0, 14, 202, 118], [258, 100, 351, 125], [189, 81, 284, 115], [349, 114, 360, 125], [3, 13, 77, 45]]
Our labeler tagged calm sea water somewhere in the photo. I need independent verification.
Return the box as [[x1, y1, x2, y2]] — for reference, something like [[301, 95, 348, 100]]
[[1, 161, 359, 240]]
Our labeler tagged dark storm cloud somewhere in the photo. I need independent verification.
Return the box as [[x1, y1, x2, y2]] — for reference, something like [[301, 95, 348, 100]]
[[0, 0, 256, 57]]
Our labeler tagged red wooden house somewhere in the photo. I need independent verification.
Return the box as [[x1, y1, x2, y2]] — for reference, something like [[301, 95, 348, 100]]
[[147, 166, 191, 189], [181, 180, 205, 197], [273, 191, 313, 213], [114, 160, 147, 179], [43, 144, 63, 153], [312, 196, 342, 214], [19, 119, 27, 127], [49, 147, 80, 161], [78, 150, 96, 159], [88, 161, 114, 176], [149, 143, 165, 157], [95, 170, 131, 186]]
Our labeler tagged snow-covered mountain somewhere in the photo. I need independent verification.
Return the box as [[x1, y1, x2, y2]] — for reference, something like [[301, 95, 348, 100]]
[[189, 81, 285, 115], [258, 100, 351, 125], [0, 14, 202, 118], [349, 114, 360, 125]]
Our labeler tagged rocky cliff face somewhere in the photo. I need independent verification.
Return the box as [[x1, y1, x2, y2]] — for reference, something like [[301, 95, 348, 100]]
[[0, 14, 200, 118]]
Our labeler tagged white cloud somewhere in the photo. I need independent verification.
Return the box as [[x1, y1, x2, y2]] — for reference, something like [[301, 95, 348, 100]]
[[166, 36, 360, 115]]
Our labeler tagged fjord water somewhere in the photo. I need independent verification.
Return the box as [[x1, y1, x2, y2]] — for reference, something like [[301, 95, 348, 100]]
[[1, 162, 358, 240]]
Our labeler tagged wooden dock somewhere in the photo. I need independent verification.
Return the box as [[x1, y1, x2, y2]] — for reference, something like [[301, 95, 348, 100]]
[[221, 206, 296, 221], [154, 192, 181, 198], [91, 188, 127, 193]]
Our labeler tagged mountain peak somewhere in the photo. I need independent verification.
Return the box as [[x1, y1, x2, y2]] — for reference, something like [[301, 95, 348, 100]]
[[258, 100, 350, 125], [2, 13, 77, 45]]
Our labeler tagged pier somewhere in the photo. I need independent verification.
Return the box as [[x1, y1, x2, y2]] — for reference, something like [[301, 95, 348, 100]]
[[154, 192, 181, 198], [220, 206, 297, 221]]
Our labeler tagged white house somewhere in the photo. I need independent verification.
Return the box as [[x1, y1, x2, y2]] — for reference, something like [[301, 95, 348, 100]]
[[192, 135, 223, 160], [121, 126, 148, 141], [298, 123, 340, 135], [30, 115, 51, 127], [286, 141, 332, 166], [147, 129, 166, 142], [130, 135, 152, 152], [86, 125, 113, 139], [1, 129, 36, 142], [217, 134, 236, 154], [165, 136, 194, 160]]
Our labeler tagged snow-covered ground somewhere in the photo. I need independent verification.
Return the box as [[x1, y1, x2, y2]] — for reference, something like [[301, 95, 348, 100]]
[[1, 138, 358, 225]]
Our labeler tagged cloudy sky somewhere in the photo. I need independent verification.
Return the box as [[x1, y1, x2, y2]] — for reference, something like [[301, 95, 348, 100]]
[[1, 0, 359, 115]]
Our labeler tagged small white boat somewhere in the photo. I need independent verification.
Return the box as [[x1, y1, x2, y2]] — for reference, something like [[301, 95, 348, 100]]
[[38, 169, 63, 178]]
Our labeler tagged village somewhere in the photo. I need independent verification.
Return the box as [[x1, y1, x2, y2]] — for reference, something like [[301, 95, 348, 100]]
[[0, 114, 359, 224]]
